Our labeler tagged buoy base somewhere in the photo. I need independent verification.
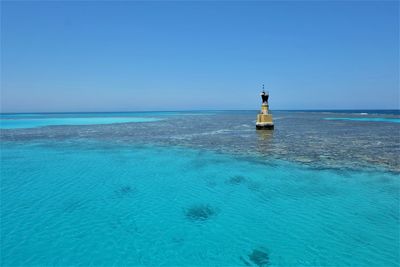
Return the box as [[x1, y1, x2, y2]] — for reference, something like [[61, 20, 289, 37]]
[[256, 113, 274, 130], [256, 123, 274, 130]]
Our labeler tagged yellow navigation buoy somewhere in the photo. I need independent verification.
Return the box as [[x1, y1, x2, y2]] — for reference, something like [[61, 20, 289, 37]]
[[256, 85, 274, 130]]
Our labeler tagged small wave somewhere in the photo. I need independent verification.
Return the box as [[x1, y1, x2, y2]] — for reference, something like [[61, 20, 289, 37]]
[[324, 117, 400, 123], [170, 129, 233, 139]]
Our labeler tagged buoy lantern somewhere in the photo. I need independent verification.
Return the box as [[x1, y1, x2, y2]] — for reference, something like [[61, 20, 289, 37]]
[[256, 85, 274, 130]]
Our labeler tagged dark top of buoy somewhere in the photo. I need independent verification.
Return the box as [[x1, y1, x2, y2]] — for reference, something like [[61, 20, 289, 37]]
[[260, 84, 269, 104]]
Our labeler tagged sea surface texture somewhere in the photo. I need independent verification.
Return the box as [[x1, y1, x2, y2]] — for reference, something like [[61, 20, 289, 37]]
[[1, 110, 399, 266]]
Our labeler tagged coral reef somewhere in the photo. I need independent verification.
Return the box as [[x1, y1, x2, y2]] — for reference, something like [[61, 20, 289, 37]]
[[114, 185, 134, 196], [248, 248, 269, 266], [185, 204, 218, 221], [226, 175, 246, 185]]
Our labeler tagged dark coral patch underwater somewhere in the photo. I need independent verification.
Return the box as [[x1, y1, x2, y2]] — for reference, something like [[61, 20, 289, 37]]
[[184, 204, 218, 221], [249, 248, 270, 266], [114, 185, 135, 197], [226, 175, 246, 185], [240, 248, 270, 266]]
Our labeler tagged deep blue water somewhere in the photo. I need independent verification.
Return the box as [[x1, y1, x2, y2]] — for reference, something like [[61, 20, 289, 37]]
[[280, 109, 400, 115], [1, 110, 399, 266]]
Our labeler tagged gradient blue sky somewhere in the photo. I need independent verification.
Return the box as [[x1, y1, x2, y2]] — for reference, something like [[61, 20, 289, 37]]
[[1, 1, 399, 112]]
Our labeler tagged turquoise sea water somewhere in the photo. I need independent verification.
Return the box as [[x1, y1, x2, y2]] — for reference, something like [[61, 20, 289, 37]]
[[1, 111, 399, 266], [0, 117, 162, 129]]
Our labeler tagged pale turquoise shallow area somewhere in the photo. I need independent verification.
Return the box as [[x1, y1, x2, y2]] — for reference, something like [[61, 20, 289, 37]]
[[0, 117, 162, 129], [324, 117, 400, 123], [1, 142, 399, 266], [1, 111, 399, 266]]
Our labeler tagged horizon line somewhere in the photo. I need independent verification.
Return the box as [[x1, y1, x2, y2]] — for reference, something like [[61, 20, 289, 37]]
[[1, 108, 399, 115]]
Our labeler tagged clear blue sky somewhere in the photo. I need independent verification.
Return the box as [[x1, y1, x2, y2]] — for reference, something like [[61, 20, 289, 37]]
[[1, 1, 399, 112]]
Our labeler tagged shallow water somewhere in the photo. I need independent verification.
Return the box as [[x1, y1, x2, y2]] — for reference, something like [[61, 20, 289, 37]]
[[0, 117, 162, 129], [1, 110, 399, 266]]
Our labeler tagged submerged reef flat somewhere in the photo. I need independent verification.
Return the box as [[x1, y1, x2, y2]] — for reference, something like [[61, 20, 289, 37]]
[[1, 110, 399, 172]]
